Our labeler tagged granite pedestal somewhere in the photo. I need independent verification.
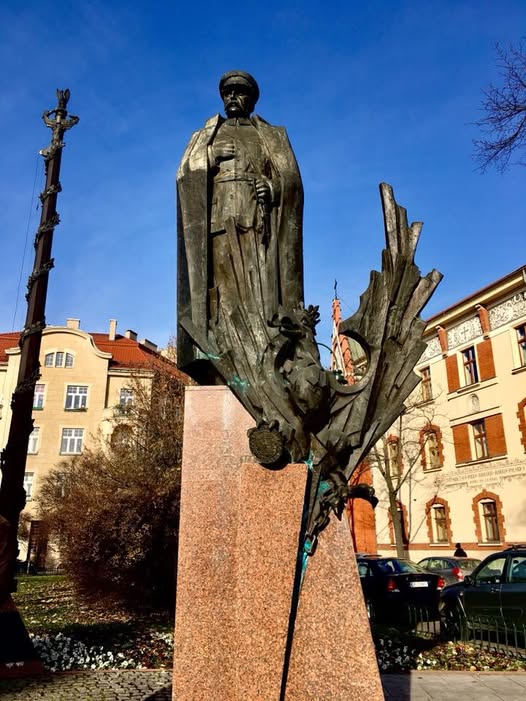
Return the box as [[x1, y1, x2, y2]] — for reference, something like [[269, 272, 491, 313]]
[[172, 386, 383, 700]]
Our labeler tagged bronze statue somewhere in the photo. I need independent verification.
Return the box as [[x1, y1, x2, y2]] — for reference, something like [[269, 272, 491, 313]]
[[177, 71, 303, 385], [177, 71, 442, 554]]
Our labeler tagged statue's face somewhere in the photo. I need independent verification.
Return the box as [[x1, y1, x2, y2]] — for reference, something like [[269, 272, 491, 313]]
[[221, 82, 254, 118]]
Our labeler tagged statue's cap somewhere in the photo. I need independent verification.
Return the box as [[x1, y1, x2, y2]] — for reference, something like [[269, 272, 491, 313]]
[[219, 71, 259, 102]]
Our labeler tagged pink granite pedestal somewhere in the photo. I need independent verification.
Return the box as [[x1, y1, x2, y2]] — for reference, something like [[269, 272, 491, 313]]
[[172, 386, 383, 701]]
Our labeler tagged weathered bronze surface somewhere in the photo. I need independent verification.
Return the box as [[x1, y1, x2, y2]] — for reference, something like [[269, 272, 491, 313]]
[[177, 71, 442, 552]]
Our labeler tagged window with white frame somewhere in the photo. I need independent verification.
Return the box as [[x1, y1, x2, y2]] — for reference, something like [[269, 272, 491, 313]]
[[462, 346, 479, 385], [60, 428, 84, 454], [23, 472, 34, 501], [65, 385, 88, 410], [431, 505, 448, 543], [517, 324, 526, 367], [472, 420, 489, 459], [28, 427, 40, 454], [119, 388, 134, 408], [44, 351, 74, 368], [480, 499, 500, 542], [33, 383, 45, 409]]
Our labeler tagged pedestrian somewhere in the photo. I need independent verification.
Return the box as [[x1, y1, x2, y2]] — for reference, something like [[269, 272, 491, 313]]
[[454, 542, 467, 557]]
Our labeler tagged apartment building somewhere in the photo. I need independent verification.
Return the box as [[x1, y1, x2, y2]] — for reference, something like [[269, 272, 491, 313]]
[[372, 266, 526, 559], [331, 266, 526, 559], [0, 319, 180, 565]]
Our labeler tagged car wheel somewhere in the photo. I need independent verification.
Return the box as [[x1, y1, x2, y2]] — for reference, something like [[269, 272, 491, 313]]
[[366, 600, 375, 622], [440, 603, 463, 640]]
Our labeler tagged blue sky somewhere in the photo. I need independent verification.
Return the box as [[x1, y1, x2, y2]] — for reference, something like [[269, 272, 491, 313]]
[[1, 1, 524, 355]]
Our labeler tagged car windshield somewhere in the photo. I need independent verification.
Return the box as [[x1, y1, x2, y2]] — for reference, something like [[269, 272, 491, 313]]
[[459, 559, 480, 570], [376, 559, 424, 574]]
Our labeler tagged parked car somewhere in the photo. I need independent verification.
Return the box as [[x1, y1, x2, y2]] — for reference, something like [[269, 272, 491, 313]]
[[439, 545, 526, 637], [357, 555, 445, 623], [417, 556, 481, 585]]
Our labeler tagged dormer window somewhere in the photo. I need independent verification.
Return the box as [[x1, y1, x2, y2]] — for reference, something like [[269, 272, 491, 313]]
[[43, 351, 74, 368]]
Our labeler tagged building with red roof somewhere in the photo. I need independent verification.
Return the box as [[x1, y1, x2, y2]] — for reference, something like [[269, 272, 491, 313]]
[[0, 318, 187, 567]]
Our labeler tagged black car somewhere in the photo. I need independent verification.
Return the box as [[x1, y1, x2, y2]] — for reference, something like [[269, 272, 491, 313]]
[[357, 556, 445, 622], [417, 556, 481, 585], [439, 545, 526, 636]]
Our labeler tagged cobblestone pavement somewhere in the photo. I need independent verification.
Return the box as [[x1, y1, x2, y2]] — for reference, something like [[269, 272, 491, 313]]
[[1, 670, 526, 699], [0, 670, 172, 700]]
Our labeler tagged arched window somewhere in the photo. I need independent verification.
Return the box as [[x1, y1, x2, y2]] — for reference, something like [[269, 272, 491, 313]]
[[385, 436, 402, 477], [111, 424, 133, 450], [425, 497, 452, 544], [472, 491, 506, 544], [388, 500, 409, 547], [419, 424, 444, 470], [470, 393, 480, 413], [518, 398, 526, 452]]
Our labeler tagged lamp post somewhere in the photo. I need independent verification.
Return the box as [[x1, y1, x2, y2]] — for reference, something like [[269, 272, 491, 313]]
[[0, 90, 78, 671]]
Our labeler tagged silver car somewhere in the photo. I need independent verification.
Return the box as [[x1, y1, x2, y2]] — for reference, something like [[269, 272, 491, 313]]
[[417, 556, 481, 585]]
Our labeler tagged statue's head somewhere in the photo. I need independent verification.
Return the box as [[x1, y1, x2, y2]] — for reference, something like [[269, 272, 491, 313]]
[[219, 71, 259, 118]]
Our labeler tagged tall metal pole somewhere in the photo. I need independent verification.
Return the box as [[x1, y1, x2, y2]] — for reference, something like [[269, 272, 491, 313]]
[[0, 89, 78, 600]]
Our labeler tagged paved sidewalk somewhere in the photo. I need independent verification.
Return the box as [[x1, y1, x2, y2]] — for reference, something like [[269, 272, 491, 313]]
[[0, 670, 172, 700], [382, 671, 526, 700], [0, 670, 526, 699]]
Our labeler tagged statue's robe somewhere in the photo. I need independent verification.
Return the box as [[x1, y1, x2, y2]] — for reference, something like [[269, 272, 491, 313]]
[[177, 113, 303, 384]]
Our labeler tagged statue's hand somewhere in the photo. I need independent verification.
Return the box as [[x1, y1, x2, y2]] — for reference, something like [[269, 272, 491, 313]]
[[212, 141, 235, 162], [256, 179, 271, 205]]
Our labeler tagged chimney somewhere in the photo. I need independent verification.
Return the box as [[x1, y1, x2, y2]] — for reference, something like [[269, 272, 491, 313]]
[[124, 329, 137, 341], [140, 338, 158, 352], [66, 318, 80, 329], [109, 319, 117, 341]]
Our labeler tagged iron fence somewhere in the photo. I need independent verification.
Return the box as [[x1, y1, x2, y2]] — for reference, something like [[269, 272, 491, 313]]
[[404, 605, 526, 658]]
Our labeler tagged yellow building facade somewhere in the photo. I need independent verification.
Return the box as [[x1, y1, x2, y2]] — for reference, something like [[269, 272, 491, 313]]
[[0, 319, 173, 565], [373, 266, 526, 559]]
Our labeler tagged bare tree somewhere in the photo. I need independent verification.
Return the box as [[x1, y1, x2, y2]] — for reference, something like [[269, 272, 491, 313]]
[[473, 41, 526, 172], [368, 397, 444, 558], [37, 360, 187, 609]]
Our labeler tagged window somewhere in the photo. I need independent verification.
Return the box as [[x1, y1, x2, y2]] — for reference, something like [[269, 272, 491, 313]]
[[432, 505, 448, 543], [517, 324, 526, 366], [55, 472, 66, 498], [119, 388, 134, 407], [420, 366, 432, 401], [386, 438, 401, 476], [60, 428, 84, 454], [23, 472, 34, 501], [472, 420, 489, 459], [475, 556, 506, 584], [43, 351, 73, 368], [423, 430, 441, 470], [510, 556, 526, 583], [33, 384, 45, 409], [111, 424, 133, 450], [462, 346, 479, 385], [28, 427, 40, 454], [65, 385, 88, 410], [481, 500, 500, 542]]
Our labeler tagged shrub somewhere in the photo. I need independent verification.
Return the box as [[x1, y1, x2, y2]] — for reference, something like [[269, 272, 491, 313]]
[[38, 363, 187, 610]]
